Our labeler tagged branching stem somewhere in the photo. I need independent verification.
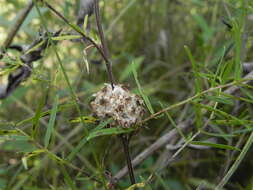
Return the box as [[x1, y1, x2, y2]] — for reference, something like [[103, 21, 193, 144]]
[[45, 1, 115, 88], [94, 0, 115, 88]]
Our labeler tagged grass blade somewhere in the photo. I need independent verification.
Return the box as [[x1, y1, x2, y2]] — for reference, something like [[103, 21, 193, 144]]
[[44, 95, 59, 148]]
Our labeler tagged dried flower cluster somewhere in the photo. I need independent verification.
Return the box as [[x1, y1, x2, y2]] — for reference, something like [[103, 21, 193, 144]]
[[90, 83, 145, 128]]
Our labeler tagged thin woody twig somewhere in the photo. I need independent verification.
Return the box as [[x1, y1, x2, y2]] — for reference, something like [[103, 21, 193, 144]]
[[44, 1, 115, 86], [120, 135, 136, 184], [44, 2, 105, 60], [94, 0, 115, 88]]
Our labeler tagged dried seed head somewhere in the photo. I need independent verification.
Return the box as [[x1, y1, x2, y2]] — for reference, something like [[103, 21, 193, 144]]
[[90, 83, 145, 128]]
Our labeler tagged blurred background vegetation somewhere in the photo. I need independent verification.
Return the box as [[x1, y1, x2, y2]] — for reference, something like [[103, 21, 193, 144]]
[[0, 0, 253, 189]]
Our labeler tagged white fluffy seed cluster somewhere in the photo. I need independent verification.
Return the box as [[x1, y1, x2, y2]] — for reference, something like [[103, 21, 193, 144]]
[[90, 83, 145, 128]]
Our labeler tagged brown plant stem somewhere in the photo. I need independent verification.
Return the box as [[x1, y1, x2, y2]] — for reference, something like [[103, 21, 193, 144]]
[[44, 1, 115, 88], [120, 135, 136, 185], [94, 0, 115, 88]]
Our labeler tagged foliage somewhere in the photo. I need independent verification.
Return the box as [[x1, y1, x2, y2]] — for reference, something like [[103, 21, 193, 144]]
[[0, 0, 253, 189]]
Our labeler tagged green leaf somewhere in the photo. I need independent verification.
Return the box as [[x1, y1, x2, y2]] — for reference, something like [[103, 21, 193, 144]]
[[194, 103, 244, 124], [82, 50, 90, 74], [69, 116, 98, 124], [24, 40, 45, 55], [184, 45, 202, 128], [44, 95, 59, 148], [87, 127, 134, 141], [51, 35, 80, 41], [231, 20, 242, 80], [190, 141, 240, 151], [92, 118, 113, 130], [66, 137, 88, 161], [192, 13, 214, 42], [204, 95, 234, 105], [66, 119, 113, 161], [16, 103, 74, 126], [184, 45, 202, 93], [22, 149, 47, 170], [0, 64, 19, 76], [32, 89, 47, 138], [60, 165, 78, 190], [220, 60, 234, 84], [0, 130, 19, 135], [124, 183, 145, 190], [132, 61, 154, 114], [120, 56, 144, 82], [83, 15, 89, 32], [214, 119, 253, 126]]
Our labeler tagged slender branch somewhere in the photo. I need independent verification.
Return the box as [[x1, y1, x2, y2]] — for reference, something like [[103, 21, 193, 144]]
[[44, 1, 115, 87], [139, 71, 253, 125], [113, 70, 253, 183], [1, 0, 34, 55], [44, 2, 104, 60], [94, 0, 115, 88], [94, 0, 109, 59], [120, 135, 136, 184]]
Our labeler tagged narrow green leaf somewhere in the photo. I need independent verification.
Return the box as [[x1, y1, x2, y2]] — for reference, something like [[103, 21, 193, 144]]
[[132, 61, 154, 114], [44, 95, 59, 148], [60, 165, 78, 190], [92, 118, 113, 131], [190, 141, 240, 151], [66, 137, 88, 161], [194, 103, 244, 125], [24, 40, 45, 54], [220, 60, 234, 84], [214, 119, 253, 126], [0, 65, 19, 76], [21, 157, 28, 170], [159, 102, 185, 139], [47, 152, 66, 164], [69, 116, 98, 124], [204, 95, 234, 105], [51, 35, 80, 41], [240, 88, 253, 100], [82, 50, 90, 74], [216, 131, 253, 189], [66, 119, 113, 161], [83, 15, 89, 32], [120, 56, 144, 82], [0, 130, 19, 135], [184, 45, 201, 93], [32, 90, 47, 138], [22, 149, 47, 169], [232, 20, 242, 80], [16, 103, 74, 126], [87, 127, 134, 141], [125, 182, 145, 190], [211, 46, 226, 87], [69, 23, 84, 35], [184, 46, 202, 128]]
